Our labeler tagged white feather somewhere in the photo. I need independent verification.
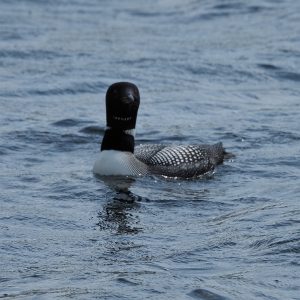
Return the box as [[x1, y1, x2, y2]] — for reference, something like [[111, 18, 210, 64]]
[[93, 150, 147, 176]]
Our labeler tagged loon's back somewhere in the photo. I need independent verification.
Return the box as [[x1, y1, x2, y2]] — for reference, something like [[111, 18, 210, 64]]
[[135, 142, 225, 177]]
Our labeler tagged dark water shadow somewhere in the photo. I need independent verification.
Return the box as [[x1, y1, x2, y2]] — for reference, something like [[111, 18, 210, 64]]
[[95, 176, 143, 234], [188, 288, 230, 300]]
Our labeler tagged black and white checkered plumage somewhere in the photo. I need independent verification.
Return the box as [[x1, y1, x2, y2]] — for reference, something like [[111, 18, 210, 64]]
[[134, 143, 225, 177]]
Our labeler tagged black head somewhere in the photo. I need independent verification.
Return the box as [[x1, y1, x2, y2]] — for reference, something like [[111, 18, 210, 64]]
[[106, 82, 140, 130]]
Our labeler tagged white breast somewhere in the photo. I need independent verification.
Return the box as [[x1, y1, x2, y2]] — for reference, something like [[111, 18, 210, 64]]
[[93, 150, 148, 176]]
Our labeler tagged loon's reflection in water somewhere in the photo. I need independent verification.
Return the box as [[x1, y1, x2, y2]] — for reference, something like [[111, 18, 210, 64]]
[[96, 176, 143, 234]]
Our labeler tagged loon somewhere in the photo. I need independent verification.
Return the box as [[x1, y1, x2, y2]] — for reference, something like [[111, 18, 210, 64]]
[[93, 82, 230, 178]]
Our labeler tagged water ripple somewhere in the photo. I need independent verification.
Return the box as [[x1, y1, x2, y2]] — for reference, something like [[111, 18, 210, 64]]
[[189, 3, 269, 22], [276, 71, 300, 82], [188, 288, 229, 300], [257, 63, 300, 82], [0, 81, 105, 98], [5, 129, 96, 153], [52, 119, 92, 127], [27, 81, 105, 96], [80, 125, 105, 135], [0, 49, 67, 60]]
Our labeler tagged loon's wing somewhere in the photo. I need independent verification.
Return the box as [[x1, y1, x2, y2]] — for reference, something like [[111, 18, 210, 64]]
[[134, 144, 167, 164], [135, 143, 225, 178]]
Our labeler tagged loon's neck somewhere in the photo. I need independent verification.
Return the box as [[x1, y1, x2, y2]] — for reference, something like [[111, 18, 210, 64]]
[[101, 127, 135, 153]]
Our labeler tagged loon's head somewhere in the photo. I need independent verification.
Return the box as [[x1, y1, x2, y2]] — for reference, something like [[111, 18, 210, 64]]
[[106, 82, 140, 130], [101, 82, 140, 153]]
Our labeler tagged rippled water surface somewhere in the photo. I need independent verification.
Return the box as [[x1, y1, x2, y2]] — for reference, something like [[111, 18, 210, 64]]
[[1, 0, 300, 299]]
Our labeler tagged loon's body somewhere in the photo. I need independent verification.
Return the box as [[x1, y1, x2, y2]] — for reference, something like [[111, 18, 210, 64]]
[[94, 142, 225, 177], [93, 82, 229, 178]]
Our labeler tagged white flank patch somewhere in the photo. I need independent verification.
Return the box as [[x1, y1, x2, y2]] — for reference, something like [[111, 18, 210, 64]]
[[93, 150, 147, 176]]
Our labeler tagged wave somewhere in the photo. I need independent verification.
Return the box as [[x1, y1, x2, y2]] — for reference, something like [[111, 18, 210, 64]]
[[0, 81, 106, 98]]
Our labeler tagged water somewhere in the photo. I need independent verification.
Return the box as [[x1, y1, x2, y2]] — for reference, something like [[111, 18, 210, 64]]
[[1, 0, 300, 299]]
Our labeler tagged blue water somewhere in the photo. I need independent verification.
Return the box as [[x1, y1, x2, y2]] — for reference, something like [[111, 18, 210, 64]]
[[1, 0, 300, 299]]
